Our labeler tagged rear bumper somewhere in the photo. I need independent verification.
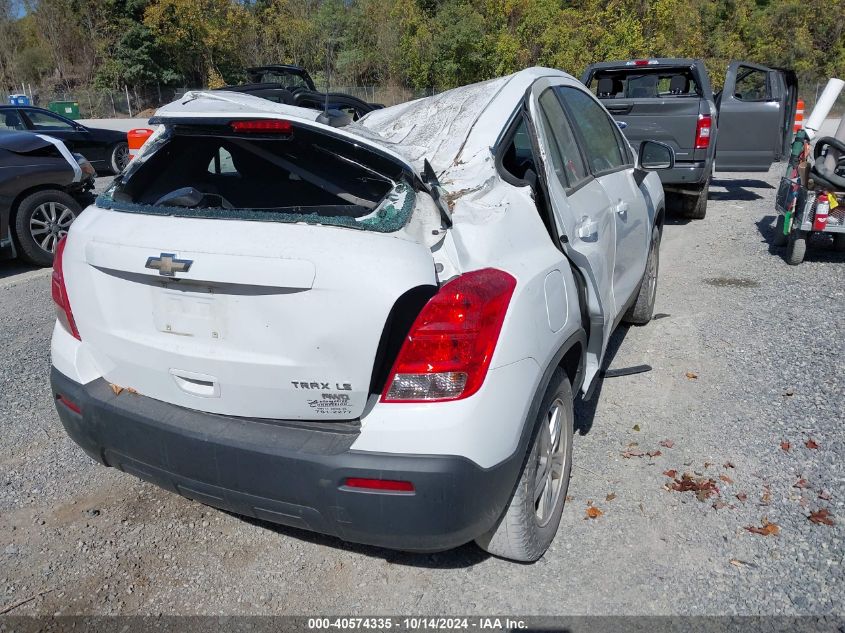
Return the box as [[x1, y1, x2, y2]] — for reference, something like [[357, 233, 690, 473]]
[[51, 367, 522, 552], [657, 161, 708, 188]]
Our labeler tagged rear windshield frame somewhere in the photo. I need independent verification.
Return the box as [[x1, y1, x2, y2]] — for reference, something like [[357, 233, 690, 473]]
[[99, 123, 419, 234]]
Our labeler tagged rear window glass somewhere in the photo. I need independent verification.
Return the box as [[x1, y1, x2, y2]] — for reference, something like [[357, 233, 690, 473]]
[[98, 124, 416, 233], [589, 69, 700, 99]]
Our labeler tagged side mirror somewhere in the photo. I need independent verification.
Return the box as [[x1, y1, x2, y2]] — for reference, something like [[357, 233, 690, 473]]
[[523, 168, 538, 192], [638, 140, 675, 170]]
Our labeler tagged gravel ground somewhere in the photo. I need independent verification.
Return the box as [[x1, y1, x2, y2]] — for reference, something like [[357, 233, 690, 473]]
[[0, 165, 843, 617]]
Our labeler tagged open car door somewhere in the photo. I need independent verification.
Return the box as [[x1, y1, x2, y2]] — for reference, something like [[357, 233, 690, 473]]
[[715, 61, 797, 172], [526, 77, 617, 388]]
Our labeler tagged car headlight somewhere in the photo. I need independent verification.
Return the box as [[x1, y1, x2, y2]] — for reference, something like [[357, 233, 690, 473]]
[[73, 153, 96, 178]]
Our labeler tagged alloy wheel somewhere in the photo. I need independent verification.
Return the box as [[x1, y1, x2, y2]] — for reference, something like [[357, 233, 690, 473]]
[[29, 201, 75, 254], [534, 397, 568, 526]]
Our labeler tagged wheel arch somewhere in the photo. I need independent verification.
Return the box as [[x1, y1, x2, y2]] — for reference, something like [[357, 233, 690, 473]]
[[654, 202, 666, 236]]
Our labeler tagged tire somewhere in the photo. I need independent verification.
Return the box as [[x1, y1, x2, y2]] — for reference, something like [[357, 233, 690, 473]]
[[13, 190, 82, 266], [773, 215, 788, 247], [680, 181, 709, 219], [109, 141, 129, 174], [833, 233, 845, 252], [475, 369, 574, 562], [785, 229, 807, 265], [623, 225, 660, 325]]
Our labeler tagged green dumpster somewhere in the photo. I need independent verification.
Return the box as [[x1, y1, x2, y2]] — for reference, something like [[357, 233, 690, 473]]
[[48, 100, 81, 120]]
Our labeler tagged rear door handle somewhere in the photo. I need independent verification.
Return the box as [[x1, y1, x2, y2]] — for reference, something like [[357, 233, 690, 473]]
[[615, 201, 629, 216]]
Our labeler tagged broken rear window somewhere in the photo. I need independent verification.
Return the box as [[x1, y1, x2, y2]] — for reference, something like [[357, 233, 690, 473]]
[[98, 123, 417, 233]]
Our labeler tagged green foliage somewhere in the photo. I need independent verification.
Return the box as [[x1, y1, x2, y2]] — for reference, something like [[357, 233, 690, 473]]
[[0, 0, 842, 102]]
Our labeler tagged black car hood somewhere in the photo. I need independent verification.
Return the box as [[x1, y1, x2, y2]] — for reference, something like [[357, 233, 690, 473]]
[[0, 131, 57, 153]]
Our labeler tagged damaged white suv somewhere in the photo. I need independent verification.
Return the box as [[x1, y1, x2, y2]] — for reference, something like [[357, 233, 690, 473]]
[[51, 68, 672, 561]]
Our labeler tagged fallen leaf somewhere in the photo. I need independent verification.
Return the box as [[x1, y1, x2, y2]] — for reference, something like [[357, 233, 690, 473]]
[[736, 492, 748, 503], [818, 490, 831, 501], [125, 387, 138, 395], [685, 371, 698, 380], [622, 450, 645, 458], [719, 474, 734, 484], [761, 487, 772, 505], [670, 474, 719, 501], [663, 469, 677, 478], [627, 441, 639, 447], [723, 461, 735, 469], [632, 424, 641, 432], [780, 441, 791, 452], [784, 388, 794, 397], [805, 438, 819, 450], [659, 439, 674, 448], [808, 509, 835, 526], [729, 559, 757, 568], [712, 500, 733, 510], [109, 383, 124, 396], [745, 519, 780, 536], [605, 492, 616, 502], [647, 450, 662, 458], [793, 478, 809, 489], [704, 462, 713, 468], [585, 506, 603, 519]]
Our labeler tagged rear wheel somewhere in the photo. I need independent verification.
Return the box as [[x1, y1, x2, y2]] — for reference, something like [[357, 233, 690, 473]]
[[475, 369, 573, 562], [680, 181, 709, 219], [623, 225, 660, 325], [110, 142, 129, 173], [773, 215, 788, 247], [785, 229, 807, 265], [14, 190, 82, 266]]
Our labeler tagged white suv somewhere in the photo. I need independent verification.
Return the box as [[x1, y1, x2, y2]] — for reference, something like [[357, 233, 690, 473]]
[[50, 68, 672, 561]]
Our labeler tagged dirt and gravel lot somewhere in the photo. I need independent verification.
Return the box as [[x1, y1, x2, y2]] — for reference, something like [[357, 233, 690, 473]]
[[1, 165, 843, 617]]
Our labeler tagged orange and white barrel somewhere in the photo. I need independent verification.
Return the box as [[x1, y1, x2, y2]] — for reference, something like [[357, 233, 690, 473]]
[[793, 99, 805, 133], [127, 128, 154, 161]]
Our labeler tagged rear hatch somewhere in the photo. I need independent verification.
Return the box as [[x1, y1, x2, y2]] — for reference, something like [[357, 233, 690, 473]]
[[63, 115, 438, 420], [582, 61, 709, 162]]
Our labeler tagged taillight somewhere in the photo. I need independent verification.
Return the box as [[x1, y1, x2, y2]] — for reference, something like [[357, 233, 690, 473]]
[[343, 478, 415, 493], [695, 114, 712, 149], [51, 237, 80, 340], [381, 268, 516, 403], [230, 119, 293, 134], [56, 394, 81, 414]]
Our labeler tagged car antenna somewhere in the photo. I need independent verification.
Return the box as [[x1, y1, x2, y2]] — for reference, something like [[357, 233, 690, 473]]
[[317, 40, 335, 126], [324, 40, 331, 116]]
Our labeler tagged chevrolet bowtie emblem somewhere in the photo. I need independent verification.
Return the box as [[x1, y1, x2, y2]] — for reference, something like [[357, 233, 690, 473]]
[[145, 253, 193, 277]]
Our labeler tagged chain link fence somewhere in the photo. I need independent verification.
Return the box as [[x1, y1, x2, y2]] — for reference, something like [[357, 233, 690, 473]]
[[6, 80, 839, 122]]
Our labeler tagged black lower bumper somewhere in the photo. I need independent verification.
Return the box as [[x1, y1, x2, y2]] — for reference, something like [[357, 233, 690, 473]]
[[51, 368, 522, 552]]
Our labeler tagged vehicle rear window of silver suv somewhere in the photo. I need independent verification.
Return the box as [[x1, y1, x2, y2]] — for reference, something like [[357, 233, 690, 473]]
[[97, 123, 416, 233]]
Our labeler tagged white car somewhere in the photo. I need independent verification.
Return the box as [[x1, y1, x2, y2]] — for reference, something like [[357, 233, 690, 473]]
[[50, 67, 672, 561]]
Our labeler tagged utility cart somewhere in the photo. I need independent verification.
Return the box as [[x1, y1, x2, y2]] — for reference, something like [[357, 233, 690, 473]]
[[774, 176, 845, 265], [774, 77, 845, 264]]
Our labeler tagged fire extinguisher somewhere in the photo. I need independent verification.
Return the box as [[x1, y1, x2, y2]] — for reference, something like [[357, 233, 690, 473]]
[[814, 193, 830, 231]]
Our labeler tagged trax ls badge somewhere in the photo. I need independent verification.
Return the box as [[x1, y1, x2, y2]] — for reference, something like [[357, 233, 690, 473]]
[[146, 253, 193, 277]]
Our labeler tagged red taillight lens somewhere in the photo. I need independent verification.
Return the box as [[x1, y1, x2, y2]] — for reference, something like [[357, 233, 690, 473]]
[[230, 119, 293, 134], [695, 114, 712, 150], [381, 268, 516, 403], [51, 237, 80, 340], [343, 478, 415, 492], [56, 394, 81, 414]]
